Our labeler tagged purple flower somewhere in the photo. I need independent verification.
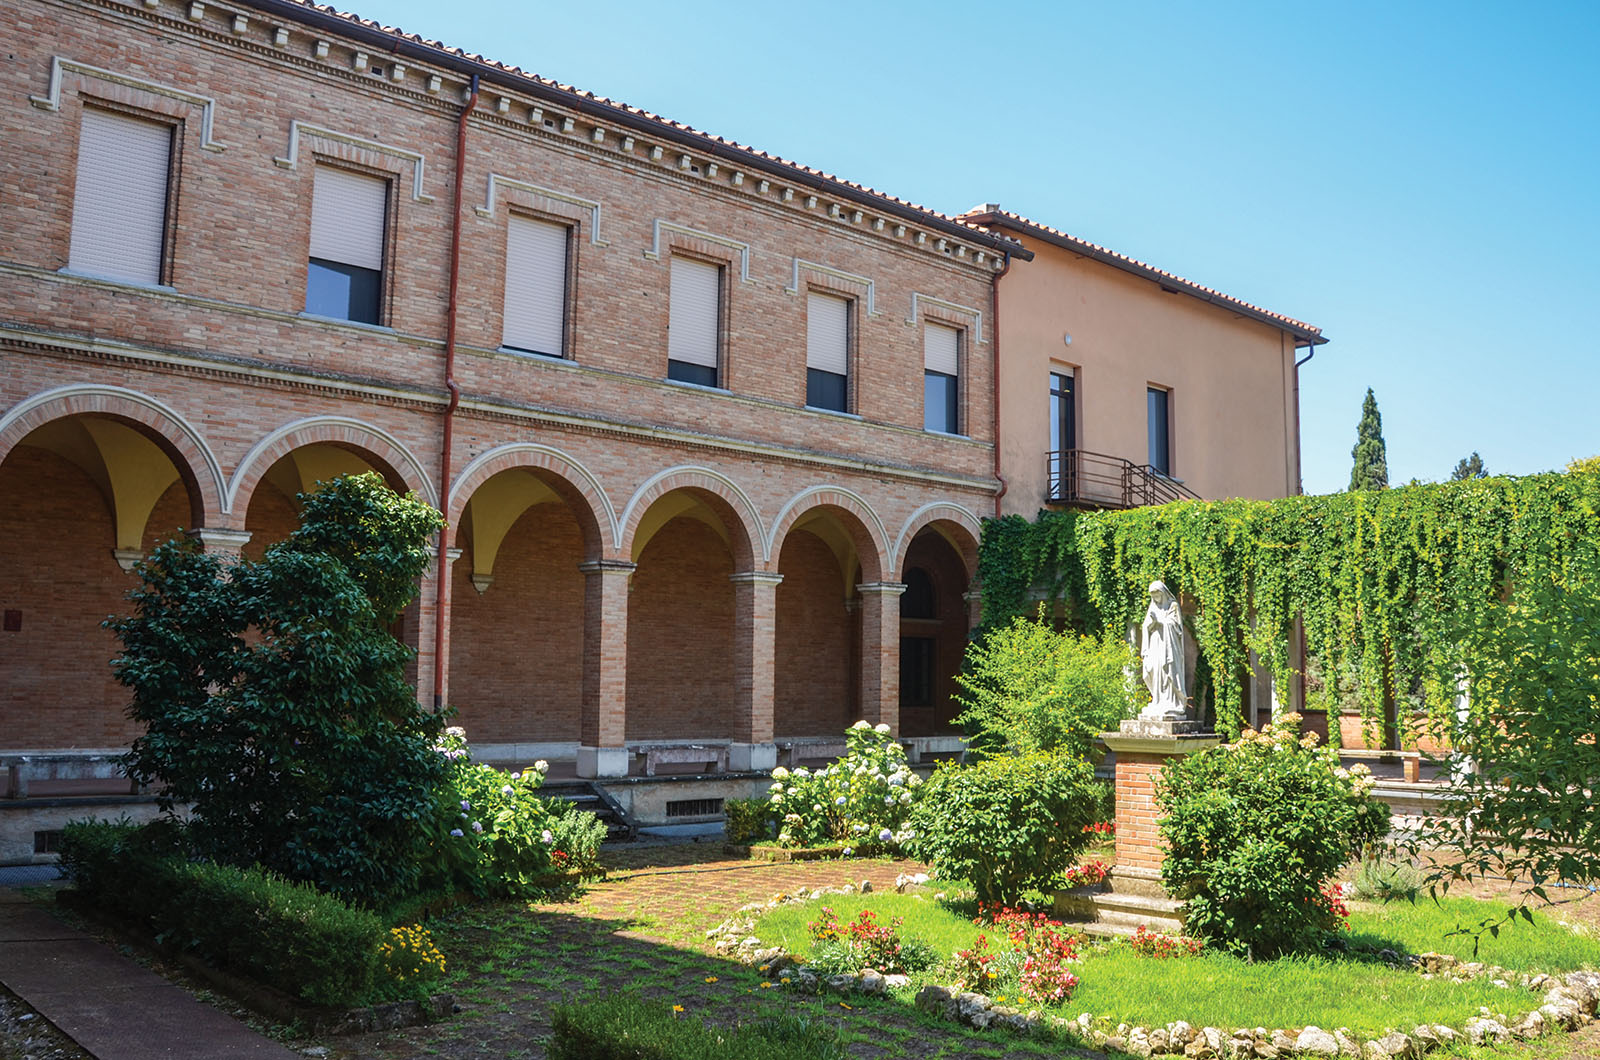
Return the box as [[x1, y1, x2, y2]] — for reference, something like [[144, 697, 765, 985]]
[[501, 785, 514, 797], [470, 821, 484, 834], [449, 828, 464, 838], [460, 800, 471, 812]]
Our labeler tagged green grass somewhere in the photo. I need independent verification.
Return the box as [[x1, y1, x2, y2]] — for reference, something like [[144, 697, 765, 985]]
[[1347, 897, 1600, 972], [752, 890, 1600, 1040]]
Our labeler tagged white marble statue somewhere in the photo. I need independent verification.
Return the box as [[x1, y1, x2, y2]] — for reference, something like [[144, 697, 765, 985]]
[[1139, 580, 1188, 721]]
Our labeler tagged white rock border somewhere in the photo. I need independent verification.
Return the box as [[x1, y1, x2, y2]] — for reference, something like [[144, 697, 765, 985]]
[[710, 888, 1600, 1057]]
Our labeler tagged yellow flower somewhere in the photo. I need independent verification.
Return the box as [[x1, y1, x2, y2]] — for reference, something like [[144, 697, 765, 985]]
[[672, 1004, 684, 1013], [780, 977, 791, 984], [703, 976, 718, 983], [839, 1002, 853, 1010]]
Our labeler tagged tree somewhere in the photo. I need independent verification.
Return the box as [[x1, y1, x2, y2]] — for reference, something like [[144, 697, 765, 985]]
[[109, 473, 446, 905], [1348, 387, 1389, 491], [1450, 451, 1488, 481]]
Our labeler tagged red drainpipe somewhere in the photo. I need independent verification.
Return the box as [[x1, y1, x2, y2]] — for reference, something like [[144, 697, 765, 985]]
[[990, 251, 1013, 518], [432, 74, 480, 711]]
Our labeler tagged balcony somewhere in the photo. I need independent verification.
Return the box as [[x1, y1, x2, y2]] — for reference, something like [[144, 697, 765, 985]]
[[1046, 449, 1201, 509]]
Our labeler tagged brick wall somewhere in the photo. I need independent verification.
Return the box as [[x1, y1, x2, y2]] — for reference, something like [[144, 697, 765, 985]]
[[774, 529, 853, 737], [1113, 752, 1167, 874]]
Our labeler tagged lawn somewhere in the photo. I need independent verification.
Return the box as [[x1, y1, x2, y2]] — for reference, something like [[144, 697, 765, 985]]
[[752, 889, 1600, 1039]]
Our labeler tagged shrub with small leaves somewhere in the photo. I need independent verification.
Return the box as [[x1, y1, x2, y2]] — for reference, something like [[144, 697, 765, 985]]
[[379, 924, 446, 990], [1157, 715, 1389, 957], [765, 722, 921, 850]]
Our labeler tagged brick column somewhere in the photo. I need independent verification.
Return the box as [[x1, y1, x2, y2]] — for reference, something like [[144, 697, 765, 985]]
[[856, 581, 906, 734], [578, 559, 635, 778], [728, 570, 782, 772], [1100, 722, 1221, 891], [962, 589, 983, 636]]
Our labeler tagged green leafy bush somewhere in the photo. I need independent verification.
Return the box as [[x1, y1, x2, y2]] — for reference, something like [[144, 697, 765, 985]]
[[907, 753, 1101, 904], [60, 821, 385, 1006], [109, 473, 446, 905], [1157, 716, 1390, 957], [955, 616, 1141, 760], [549, 994, 849, 1060], [421, 727, 605, 897], [765, 722, 921, 850], [722, 797, 771, 843]]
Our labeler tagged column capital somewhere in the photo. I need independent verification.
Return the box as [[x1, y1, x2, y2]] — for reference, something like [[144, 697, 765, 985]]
[[445, 547, 464, 563], [729, 570, 784, 586], [185, 528, 252, 552], [855, 581, 907, 596], [578, 559, 638, 575]]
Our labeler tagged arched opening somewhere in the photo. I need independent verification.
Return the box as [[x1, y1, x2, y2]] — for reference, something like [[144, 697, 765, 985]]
[[773, 505, 885, 738], [898, 527, 972, 737], [0, 414, 200, 749], [447, 467, 595, 756], [625, 488, 752, 743]]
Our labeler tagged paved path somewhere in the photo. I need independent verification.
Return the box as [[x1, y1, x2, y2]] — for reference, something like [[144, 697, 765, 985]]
[[0, 889, 300, 1060]]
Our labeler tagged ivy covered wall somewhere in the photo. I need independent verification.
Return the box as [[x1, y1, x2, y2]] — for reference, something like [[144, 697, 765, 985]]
[[976, 469, 1600, 737]]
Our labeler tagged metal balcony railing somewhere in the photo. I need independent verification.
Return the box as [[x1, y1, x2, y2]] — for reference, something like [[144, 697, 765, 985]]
[[1046, 449, 1201, 509]]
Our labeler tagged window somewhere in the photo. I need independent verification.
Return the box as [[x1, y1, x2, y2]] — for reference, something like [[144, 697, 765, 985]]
[[69, 107, 172, 285], [899, 637, 936, 708], [900, 567, 936, 620], [1148, 386, 1171, 476], [1050, 371, 1075, 453], [502, 215, 569, 357], [923, 323, 960, 432], [667, 256, 721, 387], [306, 166, 387, 324], [805, 292, 850, 412]]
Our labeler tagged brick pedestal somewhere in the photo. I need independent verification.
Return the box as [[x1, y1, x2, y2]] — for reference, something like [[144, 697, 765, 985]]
[[1056, 718, 1220, 936]]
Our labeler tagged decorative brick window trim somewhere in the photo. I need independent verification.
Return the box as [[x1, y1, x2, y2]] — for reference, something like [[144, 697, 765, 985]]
[[476, 173, 606, 246], [908, 292, 984, 344], [29, 56, 227, 153], [272, 120, 432, 202], [644, 220, 752, 283], [786, 259, 877, 317]]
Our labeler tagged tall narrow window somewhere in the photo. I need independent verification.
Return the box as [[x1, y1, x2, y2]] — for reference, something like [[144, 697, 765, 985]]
[[806, 292, 850, 412], [502, 215, 569, 357], [1148, 386, 1172, 476], [1049, 370, 1075, 498], [667, 256, 721, 387], [69, 108, 172, 285], [306, 166, 387, 325], [923, 323, 960, 433]]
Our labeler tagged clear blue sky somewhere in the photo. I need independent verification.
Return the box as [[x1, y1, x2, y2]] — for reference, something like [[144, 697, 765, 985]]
[[353, 0, 1598, 494]]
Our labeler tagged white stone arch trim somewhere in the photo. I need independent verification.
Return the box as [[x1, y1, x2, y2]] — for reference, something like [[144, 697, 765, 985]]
[[767, 484, 892, 581], [0, 383, 227, 520], [892, 501, 984, 579], [618, 464, 766, 561], [447, 442, 619, 548], [227, 415, 438, 513]]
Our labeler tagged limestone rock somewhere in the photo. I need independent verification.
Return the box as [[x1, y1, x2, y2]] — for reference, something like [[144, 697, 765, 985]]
[[1511, 1009, 1546, 1039], [1270, 1029, 1296, 1054], [1169, 1021, 1197, 1046], [914, 983, 951, 1016], [882, 973, 910, 989], [1333, 1028, 1363, 1057], [1149, 1028, 1169, 1053], [1126, 1029, 1153, 1057], [1463, 1017, 1509, 1046], [1297, 1026, 1340, 1057]]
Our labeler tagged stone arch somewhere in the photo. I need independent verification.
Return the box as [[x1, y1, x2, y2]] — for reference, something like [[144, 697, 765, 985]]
[[0, 383, 225, 527], [227, 415, 436, 515], [767, 485, 890, 586], [892, 502, 982, 581], [447, 443, 614, 558], [618, 465, 762, 570]]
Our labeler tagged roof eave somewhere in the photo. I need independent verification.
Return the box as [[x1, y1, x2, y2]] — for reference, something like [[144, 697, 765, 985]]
[[965, 211, 1325, 346], [241, 0, 1032, 261]]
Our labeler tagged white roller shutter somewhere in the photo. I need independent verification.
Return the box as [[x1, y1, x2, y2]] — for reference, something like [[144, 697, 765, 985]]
[[806, 292, 849, 375], [309, 166, 387, 271], [69, 108, 171, 285], [502, 215, 568, 355], [924, 322, 959, 376], [667, 257, 720, 368]]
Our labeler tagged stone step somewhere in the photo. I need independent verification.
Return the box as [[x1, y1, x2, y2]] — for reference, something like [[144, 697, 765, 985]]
[[1056, 889, 1186, 932]]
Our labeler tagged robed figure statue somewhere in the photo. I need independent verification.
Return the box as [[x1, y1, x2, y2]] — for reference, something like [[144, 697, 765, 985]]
[[1139, 580, 1188, 721]]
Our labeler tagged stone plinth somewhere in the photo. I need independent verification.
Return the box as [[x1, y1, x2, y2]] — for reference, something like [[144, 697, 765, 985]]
[[1056, 718, 1220, 937]]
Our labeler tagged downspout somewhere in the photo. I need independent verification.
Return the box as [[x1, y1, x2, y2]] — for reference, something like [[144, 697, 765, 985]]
[[1292, 343, 1315, 497], [990, 251, 1013, 518], [433, 73, 480, 711]]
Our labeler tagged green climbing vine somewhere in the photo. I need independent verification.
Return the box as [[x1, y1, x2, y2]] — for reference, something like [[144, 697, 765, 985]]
[[976, 468, 1600, 737]]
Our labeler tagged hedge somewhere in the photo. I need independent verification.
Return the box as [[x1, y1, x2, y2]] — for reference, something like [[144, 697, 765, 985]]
[[60, 820, 383, 1006]]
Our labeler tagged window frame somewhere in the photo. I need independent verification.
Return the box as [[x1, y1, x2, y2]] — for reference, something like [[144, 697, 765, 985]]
[[804, 289, 853, 414], [304, 161, 393, 327], [499, 210, 575, 360], [1147, 384, 1173, 477], [922, 322, 963, 435], [67, 102, 180, 288], [666, 253, 726, 390]]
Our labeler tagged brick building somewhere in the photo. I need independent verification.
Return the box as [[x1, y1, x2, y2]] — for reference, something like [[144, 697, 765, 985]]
[[0, 0, 1026, 816]]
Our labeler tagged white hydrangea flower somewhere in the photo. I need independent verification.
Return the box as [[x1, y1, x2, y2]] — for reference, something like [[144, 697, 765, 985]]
[[834, 795, 847, 806], [899, 791, 913, 805], [535, 760, 549, 774], [771, 766, 791, 780], [875, 723, 891, 734], [851, 720, 872, 730], [769, 782, 784, 793], [884, 796, 895, 806]]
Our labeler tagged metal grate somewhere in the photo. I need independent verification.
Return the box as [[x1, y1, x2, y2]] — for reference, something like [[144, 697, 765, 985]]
[[665, 798, 724, 818], [34, 830, 64, 855]]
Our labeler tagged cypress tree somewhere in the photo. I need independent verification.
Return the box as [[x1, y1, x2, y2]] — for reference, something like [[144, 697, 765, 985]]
[[1348, 388, 1389, 491]]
